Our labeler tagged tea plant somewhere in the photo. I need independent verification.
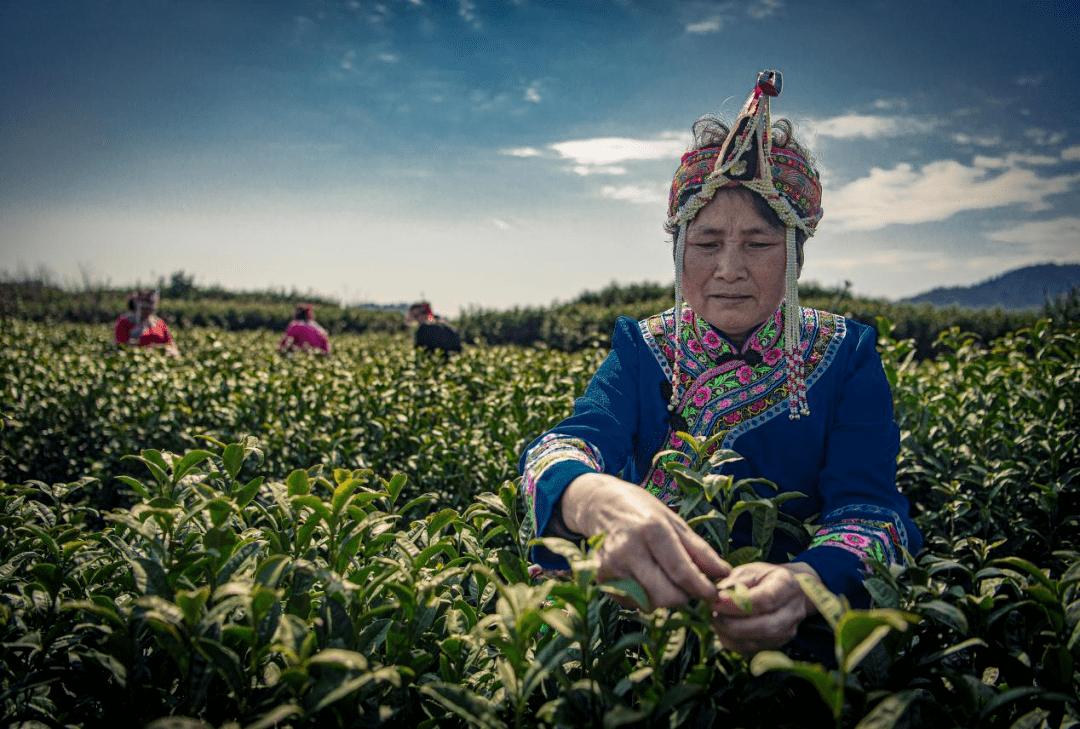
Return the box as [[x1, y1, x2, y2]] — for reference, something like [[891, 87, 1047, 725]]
[[1, 315, 1078, 727]]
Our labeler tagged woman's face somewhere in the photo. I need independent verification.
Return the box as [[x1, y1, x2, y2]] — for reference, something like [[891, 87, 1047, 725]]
[[681, 189, 788, 346], [134, 297, 156, 319]]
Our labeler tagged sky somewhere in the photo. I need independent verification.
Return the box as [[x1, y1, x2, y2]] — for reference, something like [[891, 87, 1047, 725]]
[[2, 0, 1079, 314]]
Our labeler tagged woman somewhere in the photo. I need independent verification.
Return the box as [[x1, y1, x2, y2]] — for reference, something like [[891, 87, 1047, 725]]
[[114, 289, 178, 357], [519, 71, 921, 656], [278, 304, 331, 355], [405, 301, 462, 356]]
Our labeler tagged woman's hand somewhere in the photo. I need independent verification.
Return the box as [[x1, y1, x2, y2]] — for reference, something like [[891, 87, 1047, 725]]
[[711, 561, 820, 655], [558, 472, 730, 610]]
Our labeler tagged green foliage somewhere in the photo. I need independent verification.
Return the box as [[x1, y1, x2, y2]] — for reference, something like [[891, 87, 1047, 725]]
[[0, 278, 405, 334], [0, 315, 1079, 727], [454, 282, 1039, 359], [0, 322, 603, 506], [656, 429, 810, 566]]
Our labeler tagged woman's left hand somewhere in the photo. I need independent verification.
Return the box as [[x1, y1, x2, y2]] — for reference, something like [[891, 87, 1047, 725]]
[[710, 561, 820, 655]]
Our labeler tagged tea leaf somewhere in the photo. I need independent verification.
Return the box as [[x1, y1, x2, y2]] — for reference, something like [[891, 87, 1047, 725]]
[[221, 444, 244, 481], [601, 577, 650, 611], [853, 690, 920, 729], [242, 703, 303, 729], [172, 449, 214, 483], [795, 573, 845, 630], [116, 475, 150, 500], [917, 599, 969, 634], [285, 469, 310, 497], [419, 682, 505, 729]]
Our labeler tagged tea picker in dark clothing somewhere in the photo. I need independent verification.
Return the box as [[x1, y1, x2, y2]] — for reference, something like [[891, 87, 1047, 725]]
[[519, 71, 921, 656], [406, 301, 462, 355]]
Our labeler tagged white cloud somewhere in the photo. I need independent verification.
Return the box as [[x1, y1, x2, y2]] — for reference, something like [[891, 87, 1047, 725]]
[[378, 53, 398, 63], [548, 133, 687, 166], [1015, 75, 1045, 86], [827, 158, 1080, 232], [686, 17, 721, 33], [501, 147, 542, 157], [974, 152, 1059, 168], [747, 0, 784, 19], [458, 0, 479, 28], [1024, 128, 1067, 146], [340, 50, 355, 71], [524, 82, 542, 103], [872, 98, 909, 111], [807, 114, 936, 140], [1062, 145, 1080, 161], [952, 133, 1001, 147], [490, 218, 511, 230], [985, 216, 1080, 246], [599, 185, 667, 205], [571, 165, 627, 176]]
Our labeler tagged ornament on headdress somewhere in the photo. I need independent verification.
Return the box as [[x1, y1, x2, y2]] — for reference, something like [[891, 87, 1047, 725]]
[[666, 70, 823, 420]]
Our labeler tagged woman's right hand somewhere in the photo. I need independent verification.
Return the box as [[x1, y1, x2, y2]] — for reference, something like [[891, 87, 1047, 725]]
[[558, 472, 730, 610]]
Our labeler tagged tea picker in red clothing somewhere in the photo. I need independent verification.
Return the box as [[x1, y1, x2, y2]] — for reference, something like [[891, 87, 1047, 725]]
[[278, 304, 331, 355], [519, 70, 922, 658], [114, 289, 178, 357]]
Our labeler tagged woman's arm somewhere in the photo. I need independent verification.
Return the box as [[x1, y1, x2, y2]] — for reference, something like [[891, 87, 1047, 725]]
[[114, 316, 133, 345], [710, 321, 920, 651], [791, 322, 921, 605], [521, 317, 729, 609]]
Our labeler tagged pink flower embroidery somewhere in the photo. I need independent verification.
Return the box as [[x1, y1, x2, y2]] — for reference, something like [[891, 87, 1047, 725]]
[[688, 338, 703, 354], [763, 347, 782, 365], [693, 386, 711, 407], [843, 533, 870, 547], [725, 413, 740, 425], [681, 308, 694, 323], [652, 470, 664, 485], [702, 410, 714, 424], [737, 365, 753, 385], [718, 398, 732, 409], [671, 434, 684, 447], [703, 330, 721, 348]]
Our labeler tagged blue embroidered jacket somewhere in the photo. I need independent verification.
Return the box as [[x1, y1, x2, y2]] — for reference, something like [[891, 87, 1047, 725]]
[[520, 304, 922, 607]]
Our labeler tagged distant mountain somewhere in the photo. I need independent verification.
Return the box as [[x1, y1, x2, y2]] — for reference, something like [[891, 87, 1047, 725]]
[[901, 262, 1080, 310]]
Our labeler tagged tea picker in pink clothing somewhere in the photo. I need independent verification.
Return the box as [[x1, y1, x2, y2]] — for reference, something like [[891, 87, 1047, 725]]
[[278, 304, 331, 355], [519, 71, 921, 658]]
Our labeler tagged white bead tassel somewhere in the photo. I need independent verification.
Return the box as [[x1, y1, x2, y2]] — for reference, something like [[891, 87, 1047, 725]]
[[784, 225, 808, 419], [669, 224, 686, 413]]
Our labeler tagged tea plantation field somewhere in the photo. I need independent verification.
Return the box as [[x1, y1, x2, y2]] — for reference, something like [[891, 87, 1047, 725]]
[[1, 318, 1078, 727]]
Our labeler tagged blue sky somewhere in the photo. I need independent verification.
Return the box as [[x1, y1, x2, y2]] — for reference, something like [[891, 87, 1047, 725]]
[[2, 0, 1078, 313]]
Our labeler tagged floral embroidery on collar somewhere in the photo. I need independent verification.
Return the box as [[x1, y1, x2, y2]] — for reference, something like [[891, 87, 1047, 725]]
[[638, 304, 845, 502]]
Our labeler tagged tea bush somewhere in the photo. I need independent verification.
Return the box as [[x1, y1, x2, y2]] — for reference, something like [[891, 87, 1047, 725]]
[[1, 318, 1078, 727], [0, 321, 604, 510], [454, 286, 1039, 359]]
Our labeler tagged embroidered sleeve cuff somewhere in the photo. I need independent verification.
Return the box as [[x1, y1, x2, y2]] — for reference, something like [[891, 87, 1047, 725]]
[[520, 435, 605, 569], [792, 504, 911, 608]]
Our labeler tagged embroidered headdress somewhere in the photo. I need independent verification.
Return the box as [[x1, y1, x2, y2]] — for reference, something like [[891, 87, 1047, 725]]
[[666, 70, 823, 419]]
